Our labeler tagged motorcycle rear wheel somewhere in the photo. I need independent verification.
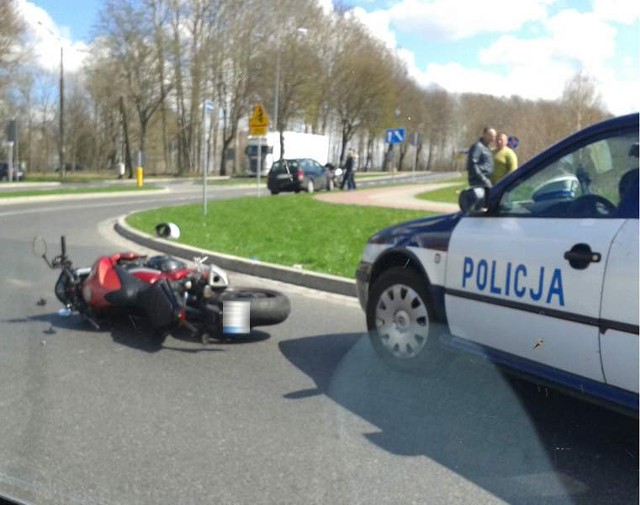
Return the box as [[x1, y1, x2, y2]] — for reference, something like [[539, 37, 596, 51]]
[[221, 288, 290, 327]]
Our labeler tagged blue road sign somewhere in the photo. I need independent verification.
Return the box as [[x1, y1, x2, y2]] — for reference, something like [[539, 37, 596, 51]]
[[386, 128, 405, 144]]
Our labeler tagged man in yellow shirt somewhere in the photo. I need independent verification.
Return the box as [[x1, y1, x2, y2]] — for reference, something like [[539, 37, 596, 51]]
[[491, 133, 518, 184]]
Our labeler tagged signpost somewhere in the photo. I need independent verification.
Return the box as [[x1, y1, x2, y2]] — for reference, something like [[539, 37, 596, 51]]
[[386, 128, 405, 145], [411, 132, 419, 181], [202, 99, 214, 215], [384, 128, 405, 174], [249, 104, 270, 197]]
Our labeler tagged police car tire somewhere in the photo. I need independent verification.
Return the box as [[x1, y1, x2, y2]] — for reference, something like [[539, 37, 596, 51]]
[[366, 267, 446, 374]]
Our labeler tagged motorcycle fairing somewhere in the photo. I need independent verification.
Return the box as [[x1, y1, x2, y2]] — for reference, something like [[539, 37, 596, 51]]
[[137, 279, 183, 330]]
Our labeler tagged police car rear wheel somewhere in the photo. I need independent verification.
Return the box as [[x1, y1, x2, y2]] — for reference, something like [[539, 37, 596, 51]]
[[367, 267, 444, 373]]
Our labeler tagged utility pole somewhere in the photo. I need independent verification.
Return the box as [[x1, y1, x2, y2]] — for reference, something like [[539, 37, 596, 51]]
[[59, 46, 65, 179]]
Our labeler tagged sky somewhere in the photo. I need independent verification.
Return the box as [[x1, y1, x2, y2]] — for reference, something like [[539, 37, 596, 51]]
[[15, 0, 640, 115]]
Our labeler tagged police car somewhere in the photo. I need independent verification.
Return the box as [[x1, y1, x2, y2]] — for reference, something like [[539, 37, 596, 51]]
[[356, 113, 639, 413]]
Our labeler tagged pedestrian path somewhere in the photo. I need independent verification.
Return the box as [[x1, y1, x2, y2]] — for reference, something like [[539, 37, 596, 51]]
[[314, 182, 461, 213]]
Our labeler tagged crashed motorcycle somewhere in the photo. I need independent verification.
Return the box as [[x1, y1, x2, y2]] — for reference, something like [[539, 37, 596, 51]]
[[33, 235, 291, 343]]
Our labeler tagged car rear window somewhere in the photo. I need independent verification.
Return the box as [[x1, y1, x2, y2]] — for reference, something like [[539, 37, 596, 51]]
[[271, 160, 299, 174]]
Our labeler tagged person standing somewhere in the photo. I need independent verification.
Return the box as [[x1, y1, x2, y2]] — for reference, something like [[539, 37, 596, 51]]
[[341, 149, 355, 190], [491, 133, 518, 184], [348, 151, 358, 190], [466, 127, 496, 188]]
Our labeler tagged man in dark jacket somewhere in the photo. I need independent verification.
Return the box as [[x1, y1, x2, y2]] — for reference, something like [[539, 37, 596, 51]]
[[341, 149, 355, 190], [467, 127, 496, 188]]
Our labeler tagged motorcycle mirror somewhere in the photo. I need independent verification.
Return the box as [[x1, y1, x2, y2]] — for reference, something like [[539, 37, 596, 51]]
[[155, 222, 181, 240], [33, 236, 48, 258]]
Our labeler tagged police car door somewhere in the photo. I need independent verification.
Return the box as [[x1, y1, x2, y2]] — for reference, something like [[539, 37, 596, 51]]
[[444, 132, 635, 385]]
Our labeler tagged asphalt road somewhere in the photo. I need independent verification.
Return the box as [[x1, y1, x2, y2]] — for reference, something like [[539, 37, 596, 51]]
[[0, 181, 637, 505]]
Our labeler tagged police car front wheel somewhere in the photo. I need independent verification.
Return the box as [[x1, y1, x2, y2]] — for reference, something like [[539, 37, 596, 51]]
[[366, 267, 446, 374]]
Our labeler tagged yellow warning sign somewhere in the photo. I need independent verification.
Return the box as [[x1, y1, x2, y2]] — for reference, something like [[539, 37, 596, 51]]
[[249, 104, 269, 128]]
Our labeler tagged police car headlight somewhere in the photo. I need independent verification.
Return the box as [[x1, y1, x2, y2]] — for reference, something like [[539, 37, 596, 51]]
[[368, 233, 387, 245]]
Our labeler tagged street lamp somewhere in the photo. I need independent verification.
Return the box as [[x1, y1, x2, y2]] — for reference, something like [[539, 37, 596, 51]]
[[37, 21, 65, 179], [2, 141, 14, 182], [273, 27, 308, 132], [58, 45, 65, 179]]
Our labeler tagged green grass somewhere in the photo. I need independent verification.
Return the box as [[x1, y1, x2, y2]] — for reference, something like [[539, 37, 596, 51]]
[[25, 173, 119, 183], [126, 195, 437, 278], [415, 176, 467, 203], [194, 178, 266, 186], [0, 185, 161, 198]]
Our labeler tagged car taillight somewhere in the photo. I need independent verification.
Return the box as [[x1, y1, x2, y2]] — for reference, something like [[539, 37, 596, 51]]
[[297, 169, 304, 181]]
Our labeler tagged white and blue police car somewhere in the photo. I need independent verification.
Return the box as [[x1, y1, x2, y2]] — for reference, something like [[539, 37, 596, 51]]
[[356, 113, 639, 413]]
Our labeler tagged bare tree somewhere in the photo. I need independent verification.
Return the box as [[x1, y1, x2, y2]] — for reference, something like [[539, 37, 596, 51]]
[[0, 0, 25, 92], [329, 18, 397, 164], [560, 69, 607, 131], [96, 0, 172, 174]]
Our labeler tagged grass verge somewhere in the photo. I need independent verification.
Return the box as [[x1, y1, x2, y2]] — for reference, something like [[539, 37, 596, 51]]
[[0, 185, 161, 198], [126, 195, 437, 278], [415, 176, 467, 203]]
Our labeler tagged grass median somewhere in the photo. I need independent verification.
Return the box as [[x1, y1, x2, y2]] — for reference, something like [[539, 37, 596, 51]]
[[126, 195, 439, 278], [415, 176, 466, 203], [0, 185, 161, 198]]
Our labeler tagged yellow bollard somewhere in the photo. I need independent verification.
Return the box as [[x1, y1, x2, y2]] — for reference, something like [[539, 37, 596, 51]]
[[136, 166, 143, 188]]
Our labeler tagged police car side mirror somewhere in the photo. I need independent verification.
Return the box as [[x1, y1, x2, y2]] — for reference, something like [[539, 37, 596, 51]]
[[459, 187, 488, 215]]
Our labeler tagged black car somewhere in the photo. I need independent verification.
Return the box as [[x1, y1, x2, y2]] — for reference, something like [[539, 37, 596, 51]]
[[0, 163, 25, 181], [267, 158, 334, 195]]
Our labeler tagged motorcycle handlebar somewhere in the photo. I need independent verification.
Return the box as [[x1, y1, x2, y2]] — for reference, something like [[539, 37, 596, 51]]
[[61, 236, 66, 258]]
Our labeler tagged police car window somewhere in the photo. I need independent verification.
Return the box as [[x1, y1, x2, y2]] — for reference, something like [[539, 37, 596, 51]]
[[498, 133, 638, 218]]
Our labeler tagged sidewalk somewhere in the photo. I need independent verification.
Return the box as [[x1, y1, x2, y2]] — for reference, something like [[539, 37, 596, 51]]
[[314, 182, 460, 214]]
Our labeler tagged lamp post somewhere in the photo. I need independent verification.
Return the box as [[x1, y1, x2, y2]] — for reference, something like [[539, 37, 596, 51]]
[[3, 142, 14, 182], [37, 21, 65, 179], [273, 27, 308, 133], [58, 45, 65, 179]]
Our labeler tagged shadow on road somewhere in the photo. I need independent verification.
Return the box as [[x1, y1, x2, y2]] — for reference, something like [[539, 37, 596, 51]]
[[9, 311, 271, 354], [279, 333, 638, 505]]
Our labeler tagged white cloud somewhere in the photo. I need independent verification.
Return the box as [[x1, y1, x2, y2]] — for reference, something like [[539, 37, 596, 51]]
[[15, 0, 90, 74], [353, 2, 637, 115], [593, 0, 640, 25], [545, 9, 617, 72], [355, 0, 552, 41], [316, 0, 333, 15], [351, 7, 397, 48], [412, 61, 568, 101]]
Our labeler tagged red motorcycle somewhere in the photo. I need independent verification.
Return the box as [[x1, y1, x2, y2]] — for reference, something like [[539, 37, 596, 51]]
[[33, 235, 290, 342]]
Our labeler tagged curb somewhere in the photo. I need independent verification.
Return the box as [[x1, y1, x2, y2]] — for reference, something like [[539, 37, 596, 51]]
[[114, 216, 358, 298], [0, 187, 168, 206]]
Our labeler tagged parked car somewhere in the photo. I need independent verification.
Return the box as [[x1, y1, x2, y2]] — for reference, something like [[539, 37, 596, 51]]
[[267, 158, 334, 195], [0, 163, 25, 181], [356, 113, 639, 414]]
